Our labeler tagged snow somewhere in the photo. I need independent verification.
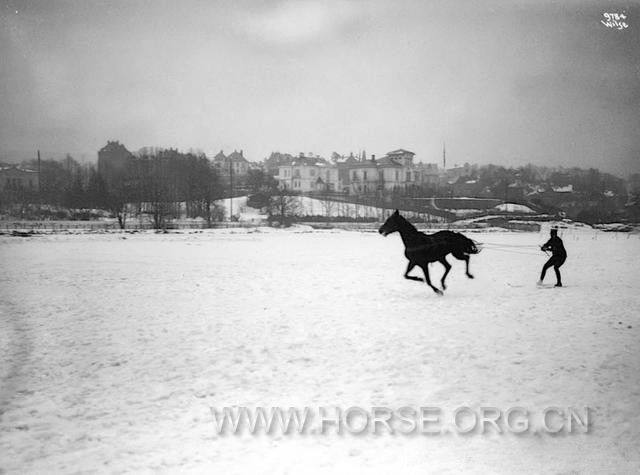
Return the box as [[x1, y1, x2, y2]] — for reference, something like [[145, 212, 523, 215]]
[[222, 195, 446, 222], [297, 196, 385, 219], [448, 208, 484, 217], [217, 195, 267, 223], [552, 185, 574, 193], [296, 195, 442, 221], [1, 229, 639, 473], [494, 203, 536, 214]]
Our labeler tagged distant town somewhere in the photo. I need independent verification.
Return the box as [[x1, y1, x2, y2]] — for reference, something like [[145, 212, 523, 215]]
[[1, 141, 639, 228]]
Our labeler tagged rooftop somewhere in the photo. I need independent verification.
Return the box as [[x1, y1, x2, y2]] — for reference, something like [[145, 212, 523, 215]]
[[99, 141, 131, 154], [386, 149, 415, 156], [375, 156, 403, 167]]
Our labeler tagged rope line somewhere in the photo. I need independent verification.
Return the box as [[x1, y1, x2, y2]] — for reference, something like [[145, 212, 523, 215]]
[[481, 247, 543, 256], [480, 242, 541, 249]]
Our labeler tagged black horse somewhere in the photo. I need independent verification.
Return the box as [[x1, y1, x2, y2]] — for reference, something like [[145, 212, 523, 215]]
[[378, 210, 479, 294]]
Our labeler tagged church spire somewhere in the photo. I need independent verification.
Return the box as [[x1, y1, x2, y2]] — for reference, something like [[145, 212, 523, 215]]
[[443, 142, 446, 170]]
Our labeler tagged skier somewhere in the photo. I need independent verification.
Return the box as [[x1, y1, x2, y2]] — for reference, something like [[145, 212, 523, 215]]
[[538, 228, 567, 287]]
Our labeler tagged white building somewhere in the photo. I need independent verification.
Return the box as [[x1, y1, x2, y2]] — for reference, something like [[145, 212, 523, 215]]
[[276, 154, 330, 192], [275, 149, 440, 195], [0, 165, 39, 191]]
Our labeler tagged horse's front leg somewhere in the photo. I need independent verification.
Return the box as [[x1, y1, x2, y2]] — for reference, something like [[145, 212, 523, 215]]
[[454, 251, 474, 279], [463, 255, 474, 279], [404, 261, 423, 282], [439, 258, 451, 290], [420, 264, 443, 295]]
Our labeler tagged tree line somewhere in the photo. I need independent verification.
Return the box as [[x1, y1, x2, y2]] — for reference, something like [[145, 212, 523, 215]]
[[1, 151, 227, 228], [1, 152, 637, 226], [1, 150, 297, 228]]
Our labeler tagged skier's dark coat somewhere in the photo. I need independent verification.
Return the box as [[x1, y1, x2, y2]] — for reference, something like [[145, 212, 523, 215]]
[[540, 229, 566, 286]]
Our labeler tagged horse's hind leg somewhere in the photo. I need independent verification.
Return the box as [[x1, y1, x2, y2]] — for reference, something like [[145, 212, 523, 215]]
[[439, 258, 451, 290], [453, 251, 474, 279], [404, 262, 424, 282], [420, 264, 443, 295]]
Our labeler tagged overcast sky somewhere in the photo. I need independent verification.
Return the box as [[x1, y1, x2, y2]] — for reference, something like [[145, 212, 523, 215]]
[[1, 0, 638, 175]]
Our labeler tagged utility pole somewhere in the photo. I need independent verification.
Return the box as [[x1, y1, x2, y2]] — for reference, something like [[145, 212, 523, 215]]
[[37, 149, 42, 207], [229, 158, 233, 220], [37, 149, 41, 194]]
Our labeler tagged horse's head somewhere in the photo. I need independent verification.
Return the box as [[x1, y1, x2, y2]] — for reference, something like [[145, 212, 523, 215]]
[[378, 210, 403, 236]]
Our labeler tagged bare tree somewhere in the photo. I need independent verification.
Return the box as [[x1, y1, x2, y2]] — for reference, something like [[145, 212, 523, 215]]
[[320, 198, 336, 219], [106, 181, 129, 229], [192, 158, 221, 226], [268, 189, 300, 226]]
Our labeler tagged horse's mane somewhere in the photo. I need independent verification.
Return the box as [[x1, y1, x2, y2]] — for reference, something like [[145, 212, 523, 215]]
[[396, 213, 419, 234]]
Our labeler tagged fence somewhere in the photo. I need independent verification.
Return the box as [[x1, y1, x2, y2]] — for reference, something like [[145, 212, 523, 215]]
[[0, 220, 266, 233]]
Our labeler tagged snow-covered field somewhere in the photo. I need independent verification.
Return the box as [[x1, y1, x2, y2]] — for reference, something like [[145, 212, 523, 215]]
[[1, 228, 639, 473]]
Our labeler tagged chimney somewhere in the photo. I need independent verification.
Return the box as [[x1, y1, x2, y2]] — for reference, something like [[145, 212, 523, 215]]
[[371, 154, 376, 161], [240, 149, 243, 157]]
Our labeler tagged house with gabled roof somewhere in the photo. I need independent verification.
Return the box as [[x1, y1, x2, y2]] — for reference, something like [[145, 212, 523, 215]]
[[384, 149, 415, 167], [213, 150, 250, 177], [375, 150, 417, 192]]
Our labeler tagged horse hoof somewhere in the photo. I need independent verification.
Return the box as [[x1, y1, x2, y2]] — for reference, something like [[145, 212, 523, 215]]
[[467, 274, 475, 279]]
